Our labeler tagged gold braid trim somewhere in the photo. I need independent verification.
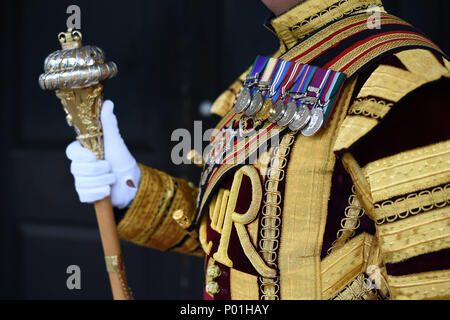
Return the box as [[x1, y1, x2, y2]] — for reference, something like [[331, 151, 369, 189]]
[[376, 206, 450, 264], [118, 164, 200, 253], [374, 184, 450, 225], [357, 55, 448, 102], [230, 268, 260, 300], [362, 140, 450, 204], [348, 98, 394, 120], [321, 233, 373, 299], [259, 133, 296, 300], [332, 273, 382, 300], [387, 269, 450, 300], [328, 186, 366, 254], [341, 153, 377, 220], [395, 49, 450, 81], [274, 0, 384, 45], [335, 51, 449, 152]]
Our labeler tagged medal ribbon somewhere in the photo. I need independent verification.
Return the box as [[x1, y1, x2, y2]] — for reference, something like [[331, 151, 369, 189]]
[[289, 65, 317, 102], [268, 59, 292, 101], [310, 68, 332, 106], [258, 57, 280, 94], [245, 55, 270, 95], [321, 71, 341, 113], [277, 62, 305, 104]]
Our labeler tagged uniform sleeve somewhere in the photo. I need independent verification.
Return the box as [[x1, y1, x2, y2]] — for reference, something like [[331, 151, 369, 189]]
[[117, 164, 204, 256], [340, 49, 450, 300]]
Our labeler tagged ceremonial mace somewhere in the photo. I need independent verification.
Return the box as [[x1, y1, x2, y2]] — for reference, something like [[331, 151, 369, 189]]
[[39, 29, 132, 300]]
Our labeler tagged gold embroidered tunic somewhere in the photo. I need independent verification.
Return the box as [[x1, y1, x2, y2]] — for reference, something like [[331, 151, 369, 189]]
[[116, 0, 450, 300]]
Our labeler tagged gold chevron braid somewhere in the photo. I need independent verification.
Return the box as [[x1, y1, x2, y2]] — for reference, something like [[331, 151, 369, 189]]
[[328, 33, 442, 73], [281, 13, 411, 62]]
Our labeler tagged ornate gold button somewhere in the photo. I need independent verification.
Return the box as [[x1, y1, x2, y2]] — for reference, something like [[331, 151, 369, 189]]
[[172, 209, 191, 229], [207, 265, 222, 279], [206, 281, 220, 297]]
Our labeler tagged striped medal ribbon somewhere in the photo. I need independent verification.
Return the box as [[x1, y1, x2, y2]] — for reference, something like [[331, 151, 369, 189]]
[[301, 68, 332, 136], [268, 62, 304, 124], [270, 64, 316, 128], [245, 57, 280, 117], [254, 58, 293, 121]]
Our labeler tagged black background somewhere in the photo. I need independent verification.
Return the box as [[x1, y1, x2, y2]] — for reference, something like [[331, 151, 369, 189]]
[[0, 0, 448, 300]]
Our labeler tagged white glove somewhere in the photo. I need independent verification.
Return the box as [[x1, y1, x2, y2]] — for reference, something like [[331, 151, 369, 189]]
[[66, 100, 141, 209]]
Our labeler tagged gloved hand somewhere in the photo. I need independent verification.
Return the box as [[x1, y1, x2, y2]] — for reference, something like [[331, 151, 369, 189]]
[[66, 100, 141, 209]]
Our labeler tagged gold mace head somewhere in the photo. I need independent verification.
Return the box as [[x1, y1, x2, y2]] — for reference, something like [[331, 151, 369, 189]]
[[39, 29, 118, 160]]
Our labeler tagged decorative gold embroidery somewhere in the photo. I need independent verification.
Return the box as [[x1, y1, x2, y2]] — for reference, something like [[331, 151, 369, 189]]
[[230, 268, 260, 300], [210, 189, 230, 233], [330, 36, 442, 75], [357, 65, 429, 102], [118, 165, 199, 253], [271, 0, 384, 46], [341, 153, 376, 220], [199, 214, 212, 255], [279, 76, 357, 300], [387, 269, 450, 300], [198, 124, 284, 219], [281, 13, 406, 62], [334, 115, 379, 152], [363, 140, 450, 203], [328, 186, 366, 254], [377, 206, 450, 264], [332, 273, 381, 300], [348, 98, 394, 120], [259, 132, 296, 300], [321, 233, 373, 299], [374, 184, 450, 225], [395, 49, 450, 81], [210, 166, 276, 278]]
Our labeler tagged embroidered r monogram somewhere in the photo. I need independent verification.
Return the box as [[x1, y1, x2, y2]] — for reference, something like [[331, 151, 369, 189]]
[[207, 166, 276, 278]]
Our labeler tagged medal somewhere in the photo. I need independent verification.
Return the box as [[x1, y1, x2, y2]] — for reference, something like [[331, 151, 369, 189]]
[[245, 90, 264, 116], [300, 69, 332, 136], [301, 107, 324, 136], [234, 56, 270, 114], [289, 104, 311, 131], [234, 88, 252, 114], [245, 58, 280, 117], [255, 98, 274, 121], [277, 101, 298, 127], [268, 100, 286, 123], [265, 61, 302, 124]]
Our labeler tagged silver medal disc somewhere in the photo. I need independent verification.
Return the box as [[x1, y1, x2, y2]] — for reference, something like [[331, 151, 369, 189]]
[[268, 101, 287, 123], [234, 89, 252, 114], [277, 101, 297, 127], [289, 105, 311, 131], [301, 108, 324, 137], [245, 91, 264, 116]]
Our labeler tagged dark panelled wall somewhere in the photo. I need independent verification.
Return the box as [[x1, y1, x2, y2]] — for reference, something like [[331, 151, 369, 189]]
[[0, 0, 448, 300]]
